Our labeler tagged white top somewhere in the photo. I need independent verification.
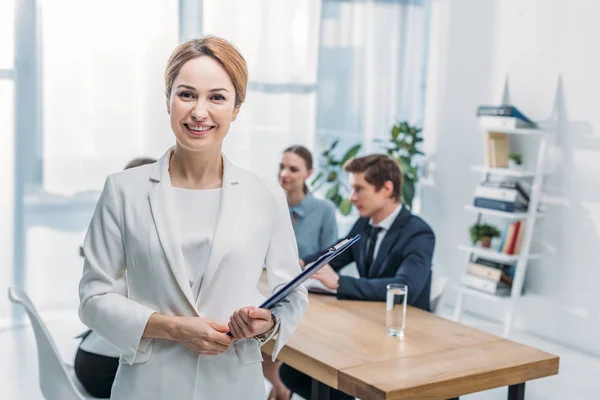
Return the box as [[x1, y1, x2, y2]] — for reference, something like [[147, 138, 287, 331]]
[[369, 204, 403, 261], [171, 186, 222, 286]]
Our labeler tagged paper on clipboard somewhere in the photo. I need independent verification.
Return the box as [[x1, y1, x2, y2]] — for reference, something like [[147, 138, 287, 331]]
[[303, 277, 337, 295]]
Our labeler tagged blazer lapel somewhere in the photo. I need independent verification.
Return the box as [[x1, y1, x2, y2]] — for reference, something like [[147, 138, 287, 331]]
[[148, 148, 198, 312], [193, 156, 241, 303], [369, 206, 412, 278]]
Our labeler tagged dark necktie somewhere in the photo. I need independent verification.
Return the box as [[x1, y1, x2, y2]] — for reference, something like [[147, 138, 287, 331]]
[[363, 226, 383, 275]]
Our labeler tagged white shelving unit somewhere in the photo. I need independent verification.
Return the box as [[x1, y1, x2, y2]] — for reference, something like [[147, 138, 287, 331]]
[[453, 124, 550, 338], [463, 205, 544, 220]]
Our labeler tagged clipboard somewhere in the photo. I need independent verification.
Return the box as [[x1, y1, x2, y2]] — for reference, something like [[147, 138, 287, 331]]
[[226, 234, 361, 336], [260, 234, 361, 310]]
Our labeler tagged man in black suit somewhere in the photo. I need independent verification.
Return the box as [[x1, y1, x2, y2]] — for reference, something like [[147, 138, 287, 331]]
[[276, 154, 435, 400]]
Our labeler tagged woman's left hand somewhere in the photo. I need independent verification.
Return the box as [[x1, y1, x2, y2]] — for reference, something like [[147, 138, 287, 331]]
[[228, 306, 276, 340]]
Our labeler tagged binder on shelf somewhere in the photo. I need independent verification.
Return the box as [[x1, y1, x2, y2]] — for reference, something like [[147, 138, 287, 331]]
[[479, 116, 536, 130], [473, 198, 526, 213], [476, 105, 537, 127]]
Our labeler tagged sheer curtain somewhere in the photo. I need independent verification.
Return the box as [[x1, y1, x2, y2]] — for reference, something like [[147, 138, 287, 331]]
[[201, 0, 322, 181], [199, 0, 429, 193], [23, 0, 179, 310], [316, 0, 429, 154]]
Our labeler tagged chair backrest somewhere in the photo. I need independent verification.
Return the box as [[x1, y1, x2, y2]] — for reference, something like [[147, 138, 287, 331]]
[[8, 286, 85, 400], [430, 273, 449, 314]]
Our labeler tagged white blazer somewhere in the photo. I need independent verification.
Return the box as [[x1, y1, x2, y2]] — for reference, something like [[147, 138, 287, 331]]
[[78, 147, 308, 400]]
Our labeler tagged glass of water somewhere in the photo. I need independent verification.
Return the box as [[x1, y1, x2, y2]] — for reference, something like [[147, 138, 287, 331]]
[[386, 283, 407, 337]]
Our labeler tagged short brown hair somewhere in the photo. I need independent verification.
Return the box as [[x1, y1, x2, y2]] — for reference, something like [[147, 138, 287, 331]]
[[164, 36, 248, 109], [343, 154, 403, 202]]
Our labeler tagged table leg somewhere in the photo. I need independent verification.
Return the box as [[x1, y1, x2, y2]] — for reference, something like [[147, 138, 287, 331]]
[[311, 378, 331, 400], [508, 383, 526, 400]]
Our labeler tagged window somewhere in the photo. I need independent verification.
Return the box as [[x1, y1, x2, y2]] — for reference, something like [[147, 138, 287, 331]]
[[17, 0, 178, 310], [0, 0, 15, 318]]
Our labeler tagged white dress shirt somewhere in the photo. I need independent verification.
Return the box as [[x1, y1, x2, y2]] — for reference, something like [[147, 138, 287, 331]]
[[369, 204, 403, 261]]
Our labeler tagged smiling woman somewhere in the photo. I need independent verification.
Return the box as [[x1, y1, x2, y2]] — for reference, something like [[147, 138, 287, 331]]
[[77, 36, 308, 400], [164, 37, 247, 170]]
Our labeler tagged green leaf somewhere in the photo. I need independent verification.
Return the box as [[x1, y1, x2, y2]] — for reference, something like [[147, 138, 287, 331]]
[[341, 144, 362, 166], [326, 171, 337, 182], [332, 194, 342, 206], [330, 139, 339, 150], [310, 171, 323, 186], [402, 179, 415, 210], [339, 199, 353, 216], [391, 125, 400, 140], [326, 183, 339, 200]]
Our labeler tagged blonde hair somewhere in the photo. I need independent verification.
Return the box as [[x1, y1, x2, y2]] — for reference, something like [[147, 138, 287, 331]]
[[164, 36, 248, 109]]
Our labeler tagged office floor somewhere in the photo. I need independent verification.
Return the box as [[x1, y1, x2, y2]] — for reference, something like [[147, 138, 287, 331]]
[[1, 307, 599, 400]]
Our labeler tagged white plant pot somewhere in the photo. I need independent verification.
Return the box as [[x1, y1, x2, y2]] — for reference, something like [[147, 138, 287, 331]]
[[508, 159, 523, 170]]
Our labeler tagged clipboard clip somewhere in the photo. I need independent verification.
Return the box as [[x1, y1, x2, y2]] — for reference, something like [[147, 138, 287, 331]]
[[327, 239, 350, 252]]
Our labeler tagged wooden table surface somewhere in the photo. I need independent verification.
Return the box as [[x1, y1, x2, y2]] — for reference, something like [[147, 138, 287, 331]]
[[260, 276, 559, 400]]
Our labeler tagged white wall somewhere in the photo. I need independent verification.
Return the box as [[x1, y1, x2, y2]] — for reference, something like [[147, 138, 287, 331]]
[[422, 0, 600, 355]]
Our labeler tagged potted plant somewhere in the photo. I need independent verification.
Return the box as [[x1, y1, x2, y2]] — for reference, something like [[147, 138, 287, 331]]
[[311, 140, 362, 216], [469, 223, 501, 248], [375, 121, 424, 210], [508, 153, 523, 170]]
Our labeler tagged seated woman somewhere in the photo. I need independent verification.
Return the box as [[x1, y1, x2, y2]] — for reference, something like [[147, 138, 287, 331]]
[[74, 157, 156, 398], [264, 145, 338, 400]]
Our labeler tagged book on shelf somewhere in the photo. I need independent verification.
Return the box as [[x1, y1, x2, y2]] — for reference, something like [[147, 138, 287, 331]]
[[461, 273, 511, 295], [472, 257, 512, 270], [467, 262, 513, 286], [474, 198, 526, 213], [481, 181, 530, 202], [483, 132, 509, 168], [473, 184, 528, 212], [498, 220, 526, 255], [476, 105, 537, 127]]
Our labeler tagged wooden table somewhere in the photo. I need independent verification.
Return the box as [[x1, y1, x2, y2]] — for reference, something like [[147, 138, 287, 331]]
[[261, 280, 559, 400]]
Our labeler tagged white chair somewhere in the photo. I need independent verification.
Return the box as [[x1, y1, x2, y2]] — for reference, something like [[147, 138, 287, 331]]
[[430, 273, 449, 314], [8, 286, 97, 400]]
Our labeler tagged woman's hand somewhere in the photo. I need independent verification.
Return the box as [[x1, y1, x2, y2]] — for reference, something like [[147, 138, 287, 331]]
[[172, 316, 234, 356], [228, 306, 276, 340]]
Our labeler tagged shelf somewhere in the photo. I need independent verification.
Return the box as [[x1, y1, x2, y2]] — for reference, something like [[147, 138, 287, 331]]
[[458, 245, 542, 263], [464, 205, 543, 219], [479, 126, 546, 135], [471, 166, 536, 178], [454, 285, 509, 302]]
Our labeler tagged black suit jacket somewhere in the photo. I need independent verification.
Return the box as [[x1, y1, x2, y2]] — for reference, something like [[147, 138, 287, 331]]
[[303, 206, 435, 311]]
